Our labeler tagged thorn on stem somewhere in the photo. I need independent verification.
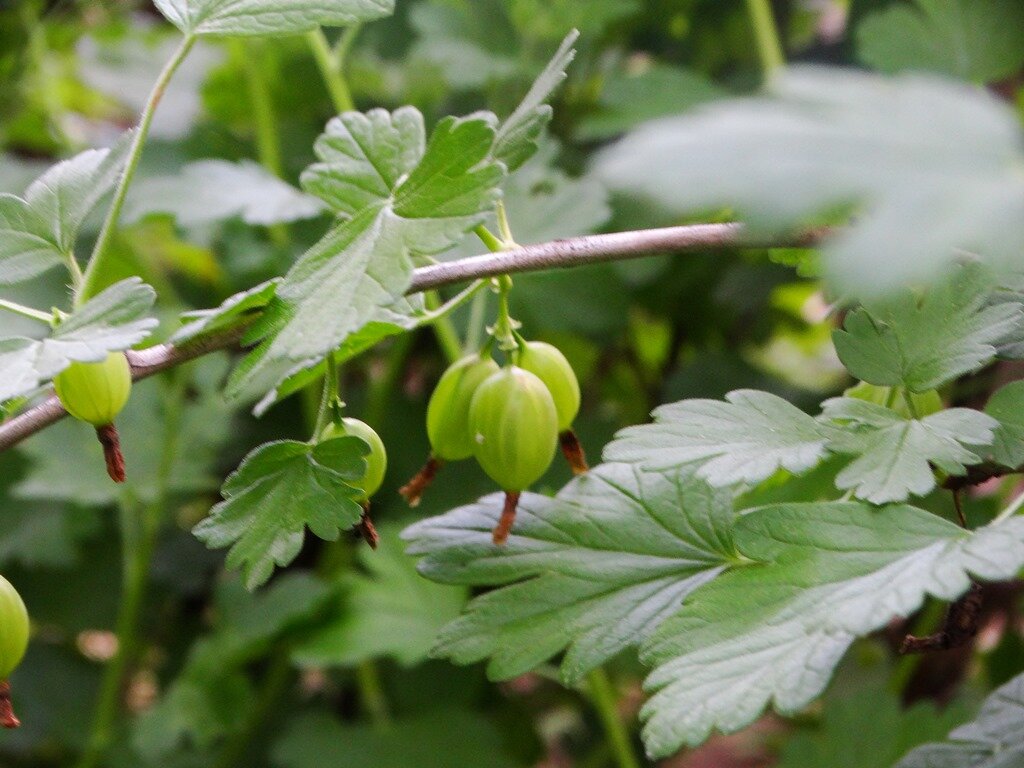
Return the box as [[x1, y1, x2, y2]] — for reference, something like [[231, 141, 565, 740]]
[[96, 423, 125, 483], [398, 456, 444, 507], [0, 681, 20, 729], [559, 430, 589, 475], [492, 491, 521, 546]]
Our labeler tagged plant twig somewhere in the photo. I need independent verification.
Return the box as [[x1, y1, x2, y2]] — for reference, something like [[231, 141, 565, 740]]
[[0, 223, 822, 453], [78, 35, 196, 304], [744, 0, 785, 73], [585, 668, 642, 768]]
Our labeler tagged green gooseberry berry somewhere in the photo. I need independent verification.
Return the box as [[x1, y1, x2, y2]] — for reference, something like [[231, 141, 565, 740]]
[[320, 417, 387, 501], [53, 352, 132, 426], [0, 575, 28, 682], [426, 353, 500, 461], [517, 341, 580, 431], [469, 366, 559, 491]]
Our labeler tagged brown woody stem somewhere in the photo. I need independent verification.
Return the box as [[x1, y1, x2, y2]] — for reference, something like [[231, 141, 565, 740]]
[[900, 583, 983, 654], [398, 456, 444, 507], [96, 424, 126, 483], [493, 491, 521, 545]]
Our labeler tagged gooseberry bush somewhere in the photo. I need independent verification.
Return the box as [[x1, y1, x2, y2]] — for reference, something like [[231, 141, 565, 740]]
[[2, 1, 1024, 766]]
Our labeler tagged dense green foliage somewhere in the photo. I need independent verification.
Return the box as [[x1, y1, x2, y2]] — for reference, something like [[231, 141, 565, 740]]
[[2, 1, 1024, 767]]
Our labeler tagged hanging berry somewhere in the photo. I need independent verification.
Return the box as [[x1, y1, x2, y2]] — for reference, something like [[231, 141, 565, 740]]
[[401, 353, 499, 506], [517, 341, 588, 474], [0, 575, 29, 729], [469, 366, 559, 544], [53, 352, 132, 482], [319, 417, 387, 548]]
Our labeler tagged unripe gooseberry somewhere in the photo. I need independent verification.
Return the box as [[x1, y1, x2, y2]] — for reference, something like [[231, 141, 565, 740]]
[[53, 352, 132, 426], [320, 417, 387, 501], [0, 575, 29, 681], [517, 341, 580, 431], [427, 354, 500, 461], [469, 366, 559, 491]]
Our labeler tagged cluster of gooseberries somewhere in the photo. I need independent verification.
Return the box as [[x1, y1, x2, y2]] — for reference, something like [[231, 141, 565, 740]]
[[402, 279, 587, 544]]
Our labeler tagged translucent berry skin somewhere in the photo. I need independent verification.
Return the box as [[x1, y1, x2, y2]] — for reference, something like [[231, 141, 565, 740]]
[[320, 418, 387, 501], [53, 353, 132, 426], [517, 341, 580, 431], [0, 576, 28, 681], [469, 366, 559, 491], [426, 354, 500, 461]]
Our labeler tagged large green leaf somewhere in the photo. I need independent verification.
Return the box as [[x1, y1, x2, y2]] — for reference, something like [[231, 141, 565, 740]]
[[293, 526, 467, 668], [640, 502, 1024, 757], [124, 161, 323, 226], [894, 670, 1024, 767], [823, 397, 997, 504], [593, 67, 1024, 296], [403, 463, 736, 684], [981, 380, 1024, 469], [192, 438, 367, 589], [832, 264, 1022, 392], [857, 0, 1024, 83], [0, 278, 157, 402], [604, 389, 837, 487], [227, 113, 504, 400], [153, 0, 393, 37], [0, 135, 131, 285]]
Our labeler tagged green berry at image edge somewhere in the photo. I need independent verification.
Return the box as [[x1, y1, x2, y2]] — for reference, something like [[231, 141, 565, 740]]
[[320, 417, 387, 501], [427, 353, 500, 461], [0, 575, 29, 682], [469, 366, 559, 491], [53, 352, 132, 426], [517, 341, 581, 431]]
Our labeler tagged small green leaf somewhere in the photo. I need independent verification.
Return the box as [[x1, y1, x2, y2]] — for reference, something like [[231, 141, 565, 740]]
[[172, 279, 279, 344], [0, 277, 157, 402], [0, 135, 132, 285], [153, 0, 393, 37], [823, 397, 997, 504], [604, 389, 837, 486], [293, 526, 467, 668], [404, 463, 736, 684], [492, 30, 578, 172], [640, 502, 1024, 757], [981, 380, 1024, 469], [301, 107, 426, 218], [895, 670, 1024, 767], [228, 113, 504, 400], [124, 161, 323, 227], [857, 0, 1024, 83], [833, 264, 1022, 391], [193, 438, 367, 589]]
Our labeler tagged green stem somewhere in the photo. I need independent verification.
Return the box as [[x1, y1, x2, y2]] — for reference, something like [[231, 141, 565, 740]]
[[993, 489, 1024, 525], [78, 35, 196, 304], [901, 389, 921, 420], [495, 201, 516, 246], [474, 224, 504, 254], [424, 291, 463, 364], [233, 39, 290, 248], [307, 28, 355, 113], [356, 660, 391, 728], [585, 669, 642, 768], [213, 650, 293, 768], [744, 0, 785, 74], [464, 290, 488, 354], [0, 298, 53, 324], [75, 374, 185, 768]]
